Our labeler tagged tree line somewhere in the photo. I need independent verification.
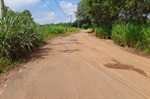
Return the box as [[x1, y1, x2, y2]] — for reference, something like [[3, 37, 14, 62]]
[[76, 0, 150, 28]]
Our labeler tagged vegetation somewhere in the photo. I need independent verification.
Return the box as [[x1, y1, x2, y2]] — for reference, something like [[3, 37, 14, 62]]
[[77, 0, 150, 27], [75, 1, 92, 29], [0, 7, 79, 74], [112, 23, 150, 54], [94, 27, 110, 39], [76, 0, 150, 54], [0, 7, 40, 73], [0, 7, 41, 60], [40, 25, 79, 41]]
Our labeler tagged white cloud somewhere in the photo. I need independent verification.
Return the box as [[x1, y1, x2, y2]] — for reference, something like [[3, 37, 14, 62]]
[[60, 1, 77, 15], [59, 1, 77, 22], [4, 0, 40, 10], [34, 1, 77, 24], [34, 12, 59, 24]]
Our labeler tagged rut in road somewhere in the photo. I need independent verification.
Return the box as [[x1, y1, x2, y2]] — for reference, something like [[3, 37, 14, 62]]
[[0, 30, 150, 99]]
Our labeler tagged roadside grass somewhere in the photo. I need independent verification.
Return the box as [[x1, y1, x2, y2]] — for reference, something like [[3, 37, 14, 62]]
[[0, 57, 27, 75], [93, 22, 150, 54], [94, 27, 111, 39], [41, 25, 80, 42], [0, 7, 41, 60], [88, 28, 94, 32], [111, 23, 150, 54], [0, 7, 41, 75]]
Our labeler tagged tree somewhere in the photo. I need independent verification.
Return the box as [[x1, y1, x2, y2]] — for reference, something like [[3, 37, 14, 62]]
[[82, 0, 125, 27], [22, 10, 33, 21], [119, 0, 150, 24], [78, 0, 150, 27], [76, 1, 92, 28]]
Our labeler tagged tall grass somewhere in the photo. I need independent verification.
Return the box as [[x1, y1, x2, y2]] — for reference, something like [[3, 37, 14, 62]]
[[136, 25, 150, 54], [41, 25, 67, 34], [0, 7, 41, 60], [112, 23, 150, 54], [40, 25, 80, 41], [94, 27, 111, 39]]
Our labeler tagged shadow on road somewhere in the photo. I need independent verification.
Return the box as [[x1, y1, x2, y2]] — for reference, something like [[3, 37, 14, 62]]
[[29, 47, 53, 62]]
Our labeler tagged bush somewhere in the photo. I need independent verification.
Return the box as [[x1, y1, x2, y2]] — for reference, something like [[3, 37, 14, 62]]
[[94, 27, 111, 39], [0, 7, 41, 60]]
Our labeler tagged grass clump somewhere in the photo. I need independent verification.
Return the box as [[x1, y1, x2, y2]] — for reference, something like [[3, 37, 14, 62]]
[[136, 25, 150, 54], [94, 27, 111, 39], [112, 23, 150, 54]]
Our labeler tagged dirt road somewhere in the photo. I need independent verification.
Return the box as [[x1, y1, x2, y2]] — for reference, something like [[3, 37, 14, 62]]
[[0, 30, 150, 99]]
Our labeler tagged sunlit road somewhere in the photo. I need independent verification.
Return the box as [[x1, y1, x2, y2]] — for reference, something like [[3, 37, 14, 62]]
[[0, 30, 150, 99]]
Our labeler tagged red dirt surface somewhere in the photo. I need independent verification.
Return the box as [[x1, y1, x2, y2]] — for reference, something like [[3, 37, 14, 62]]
[[0, 30, 150, 99]]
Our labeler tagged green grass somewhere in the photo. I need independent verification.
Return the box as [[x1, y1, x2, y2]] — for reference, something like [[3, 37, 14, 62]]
[[0, 57, 26, 74], [136, 25, 150, 54], [40, 25, 80, 41], [0, 7, 41, 60], [112, 23, 150, 54], [92, 22, 150, 54], [94, 27, 111, 39]]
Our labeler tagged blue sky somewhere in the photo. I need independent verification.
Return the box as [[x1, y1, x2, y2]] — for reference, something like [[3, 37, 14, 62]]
[[4, 0, 80, 24]]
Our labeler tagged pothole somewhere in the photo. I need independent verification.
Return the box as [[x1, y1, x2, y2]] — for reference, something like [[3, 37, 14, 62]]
[[104, 60, 148, 78], [59, 49, 82, 53], [69, 39, 78, 41]]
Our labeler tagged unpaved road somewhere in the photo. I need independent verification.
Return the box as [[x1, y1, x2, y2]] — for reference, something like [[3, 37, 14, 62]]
[[0, 30, 150, 99]]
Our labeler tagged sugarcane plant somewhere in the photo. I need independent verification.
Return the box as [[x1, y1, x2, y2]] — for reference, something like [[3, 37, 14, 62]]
[[0, 7, 41, 60]]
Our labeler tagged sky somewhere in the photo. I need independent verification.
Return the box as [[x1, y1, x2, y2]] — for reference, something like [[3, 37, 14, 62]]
[[4, 0, 80, 24]]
